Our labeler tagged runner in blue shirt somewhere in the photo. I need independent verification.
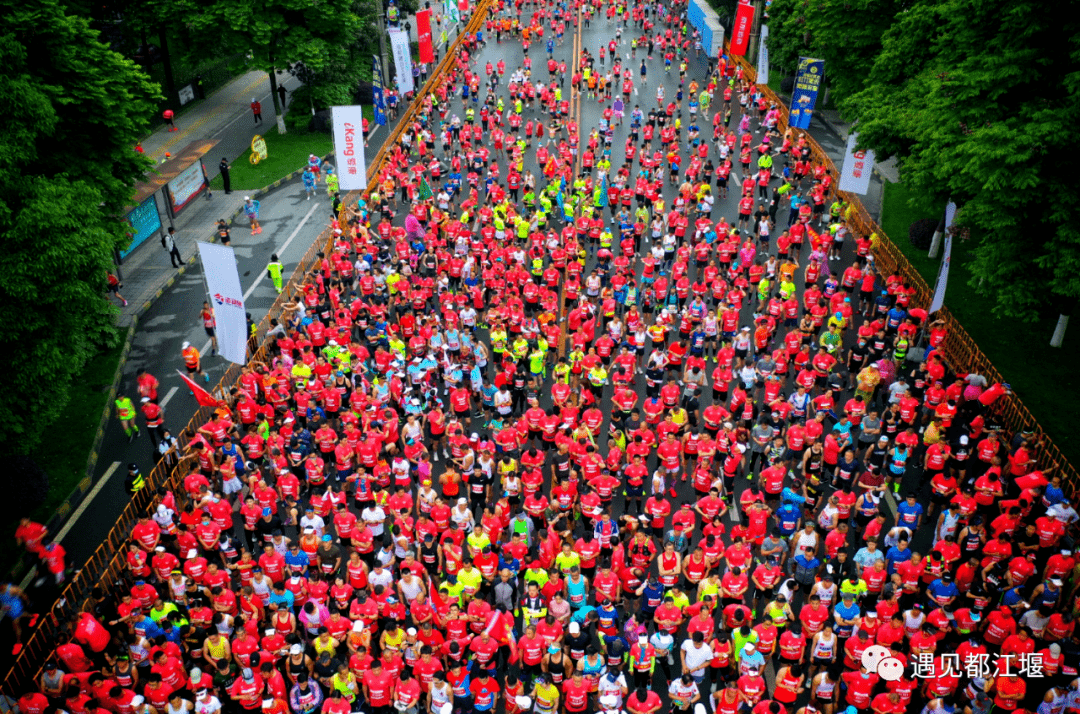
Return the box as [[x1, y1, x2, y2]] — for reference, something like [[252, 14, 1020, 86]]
[[775, 502, 801, 537], [895, 493, 924, 531], [885, 538, 912, 575], [927, 573, 958, 608]]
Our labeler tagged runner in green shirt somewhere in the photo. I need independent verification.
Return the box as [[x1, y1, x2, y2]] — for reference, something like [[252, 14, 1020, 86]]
[[115, 395, 140, 442], [267, 253, 284, 293]]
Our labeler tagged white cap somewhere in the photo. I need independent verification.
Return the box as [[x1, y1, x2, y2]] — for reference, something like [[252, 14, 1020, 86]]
[[569, 621, 581, 634], [155, 546, 166, 552], [290, 644, 303, 655], [407, 627, 418, 636], [1050, 643, 1061, 655], [458, 497, 468, 505], [182, 341, 191, 349], [187, 549, 198, 559], [516, 697, 533, 711], [744, 642, 756, 652], [190, 667, 203, 681], [600, 695, 618, 709], [304, 526, 315, 533], [141, 397, 150, 403], [352, 620, 365, 633], [131, 696, 145, 708]]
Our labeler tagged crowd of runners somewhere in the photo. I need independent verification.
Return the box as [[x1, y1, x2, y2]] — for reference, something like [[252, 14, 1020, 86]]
[[9, 3, 1080, 714]]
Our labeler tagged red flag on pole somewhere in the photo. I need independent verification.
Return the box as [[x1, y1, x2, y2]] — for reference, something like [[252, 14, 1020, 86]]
[[417, 9, 434, 64], [731, 0, 755, 56], [176, 370, 221, 407]]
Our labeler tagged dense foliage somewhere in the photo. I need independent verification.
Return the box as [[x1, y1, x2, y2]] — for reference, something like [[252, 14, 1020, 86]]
[[0, 0, 160, 454], [767, 0, 1080, 321]]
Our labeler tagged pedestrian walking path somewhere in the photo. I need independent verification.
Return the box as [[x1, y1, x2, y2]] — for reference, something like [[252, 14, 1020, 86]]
[[116, 70, 305, 326], [140, 70, 294, 161]]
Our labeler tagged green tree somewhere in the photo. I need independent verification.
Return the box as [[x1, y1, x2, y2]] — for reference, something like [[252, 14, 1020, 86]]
[[842, 0, 1080, 336], [0, 0, 160, 454], [763, 0, 810, 76], [766, 0, 907, 97], [181, 0, 369, 132], [284, 0, 383, 131]]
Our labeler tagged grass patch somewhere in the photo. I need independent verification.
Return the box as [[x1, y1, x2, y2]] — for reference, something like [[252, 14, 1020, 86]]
[[209, 127, 334, 191], [0, 342, 126, 576], [767, 71, 783, 97], [881, 181, 1080, 467]]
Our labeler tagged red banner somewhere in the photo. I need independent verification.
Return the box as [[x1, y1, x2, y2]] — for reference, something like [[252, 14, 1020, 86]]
[[417, 9, 434, 64], [176, 370, 222, 407], [458, 0, 468, 12], [731, 0, 755, 56]]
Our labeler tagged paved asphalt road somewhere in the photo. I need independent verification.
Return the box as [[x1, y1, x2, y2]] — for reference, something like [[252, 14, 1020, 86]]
[[62, 147, 393, 571], [55, 7, 933, 688]]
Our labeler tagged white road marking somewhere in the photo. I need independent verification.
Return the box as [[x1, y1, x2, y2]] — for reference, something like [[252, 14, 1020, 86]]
[[160, 386, 180, 407], [54, 462, 124, 543], [213, 90, 278, 138], [196, 200, 320, 356], [243, 201, 320, 301]]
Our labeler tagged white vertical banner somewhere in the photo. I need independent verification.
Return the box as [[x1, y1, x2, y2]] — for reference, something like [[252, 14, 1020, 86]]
[[389, 28, 415, 94], [756, 25, 769, 86], [331, 106, 368, 191], [197, 242, 247, 365], [929, 201, 958, 314], [838, 132, 876, 195]]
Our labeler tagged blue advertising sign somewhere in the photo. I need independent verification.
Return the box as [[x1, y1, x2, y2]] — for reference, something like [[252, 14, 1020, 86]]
[[372, 54, 387, 126], [121, 195, 161, 259], [789, 57, 824, 130]]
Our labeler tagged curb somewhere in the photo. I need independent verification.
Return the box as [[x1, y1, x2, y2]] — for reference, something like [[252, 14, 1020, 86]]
[[12, 159, 327, 583]]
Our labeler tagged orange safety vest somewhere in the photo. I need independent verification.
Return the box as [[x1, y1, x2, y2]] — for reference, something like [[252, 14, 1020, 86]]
[[183, 347, 200, 368]]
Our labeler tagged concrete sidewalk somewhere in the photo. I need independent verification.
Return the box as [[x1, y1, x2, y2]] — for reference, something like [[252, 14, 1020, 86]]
[[114, 10, 471, 327], [117, 70, 305, 326], [140, 70, 297, 161]]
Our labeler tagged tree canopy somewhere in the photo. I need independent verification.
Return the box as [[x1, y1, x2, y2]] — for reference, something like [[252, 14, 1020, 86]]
[[180, 0, 371, 116], [767, 0, 1080, 321], [0, 0, 160, 454], [765, 0, 906, 100]]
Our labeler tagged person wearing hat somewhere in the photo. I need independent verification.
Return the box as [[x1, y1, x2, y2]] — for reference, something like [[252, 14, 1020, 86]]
[[228, 668, 264, 711], [736, 637, 765, 675]]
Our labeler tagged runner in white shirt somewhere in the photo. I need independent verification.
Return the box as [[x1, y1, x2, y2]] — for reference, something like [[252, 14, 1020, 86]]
[[361, 504, 386, 537], [668, 675, 701, 711]]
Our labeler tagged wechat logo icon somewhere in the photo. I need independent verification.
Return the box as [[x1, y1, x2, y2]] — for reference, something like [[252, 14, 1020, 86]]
[[861, 645, 903, 681]]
